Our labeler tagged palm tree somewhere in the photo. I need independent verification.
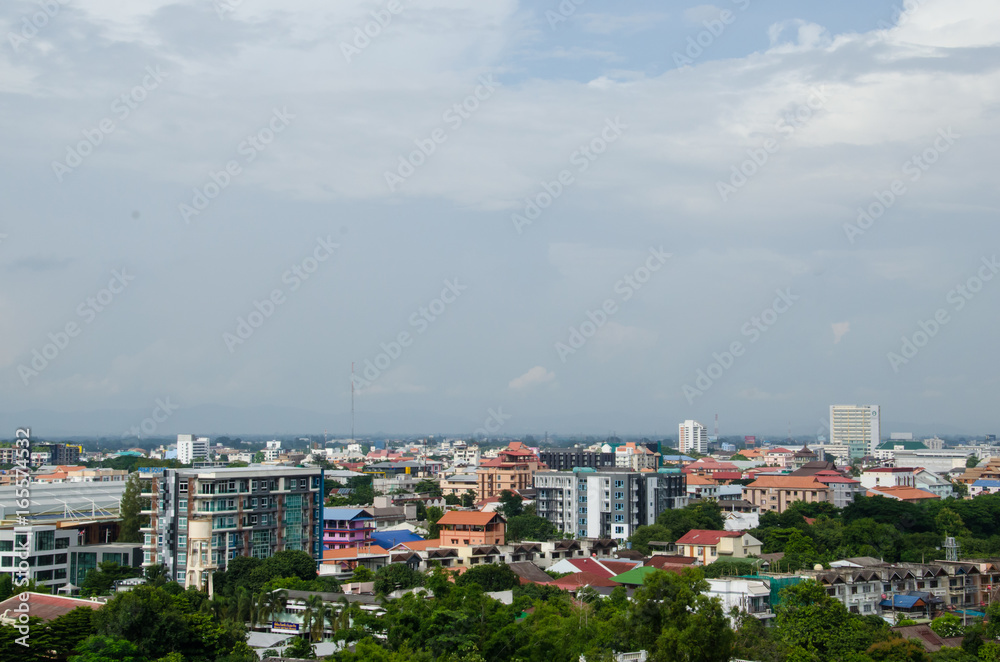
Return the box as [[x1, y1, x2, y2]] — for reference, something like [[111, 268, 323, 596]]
[[144, 563, 168, 587], [256, 589, 287, 628], [302, 594, 326, 642], [201, 595, 230, 620], [327, 596, 352, 640], [235, 586, 253, 624]]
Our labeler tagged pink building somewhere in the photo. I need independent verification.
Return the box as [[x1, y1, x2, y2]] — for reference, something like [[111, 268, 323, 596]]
[[322, 507, 375, 550]]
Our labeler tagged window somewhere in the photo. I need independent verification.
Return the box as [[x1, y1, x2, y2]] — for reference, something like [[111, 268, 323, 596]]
[[614, 480, 623, 488], [614, 491, 624, 500], [179, 517, 187, 529], [178, 535, 187, 546], [251, 498, 258, 508], [710, 547, 717, 556], [614, 514, 624, 522], [615, 503, 624, 511], [178, 499, 188, 509], [251, 515, 258, 525], [697, 546, 704, 555], [614, 526, 624, 534], [179, 481, 188, 493], [35, 531, 55, 551], [178, 552, 187, 564]]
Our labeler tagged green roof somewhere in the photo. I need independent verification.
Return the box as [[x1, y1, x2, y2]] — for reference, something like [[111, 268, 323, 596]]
[[611, 566, 662, 585]]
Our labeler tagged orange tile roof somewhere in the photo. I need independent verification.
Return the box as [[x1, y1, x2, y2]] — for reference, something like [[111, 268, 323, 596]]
[[438, 510, 503, 526], [868, 486, 940, 501], [393, 538, 442, 551], [686, 475, 719, 485], [322, 545, 388, 561], [746, 476, 828, 489]]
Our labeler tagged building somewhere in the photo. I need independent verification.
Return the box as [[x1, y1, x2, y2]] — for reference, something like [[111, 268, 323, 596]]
[[673, 530, 762, 565], [743, 476, 831, 513], [814, 471, 864, 508], [914, 469, 956, 499], [322, 508, 375, 551], [893, 448, 978, 475], [538, 448, 616, 472], [860, 467, 916, 489], [138, 466, 323, 584], [32, 466, 128, 484], [706, 577, 773, 621], [451, 444, 481, 467], [437, 511, 506, 547], [534, 468, 686, 541], [678, 421, 708, 456], [867, 486, 940, 503], [830, 405, 881, 459], [476, 442, 547, 500], [614, 442, 659, 471], [176, 434, 210, 465], [874, 440, 927, 462], [34, 444, 81, 466], [439, 474, 478, 497]]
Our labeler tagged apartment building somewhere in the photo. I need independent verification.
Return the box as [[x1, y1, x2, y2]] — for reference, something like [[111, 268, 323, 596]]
[[439, 473, 478, 496], [534, 468, 686, 541], [830, 404, 881, 459], [438, 511, 505, 547], [322, 508, 374, 551], [614, 442, 659, 470], [678, 421, 708, 455], [743, 476, 831, 513], [813, 471, 864, 508], [860, 467, 916, 489], [176, 434, 210, 464], [476, 442, 546, 499], [139, 466, 323, 585]]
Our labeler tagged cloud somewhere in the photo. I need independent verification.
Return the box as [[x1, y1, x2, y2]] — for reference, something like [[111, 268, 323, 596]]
[[832, 322, 851, 344], [578, 12, 670, 34], [509, 366, 555, 390]]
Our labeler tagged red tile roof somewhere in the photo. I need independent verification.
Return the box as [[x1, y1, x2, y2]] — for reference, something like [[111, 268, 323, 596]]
[[675, 529, 743, 546], [551, 571, 618, 589], [438, 510, 504, 526], [867, 486, 940, 501], [0, 593, 101, 622], [746, 476, 828, 489]]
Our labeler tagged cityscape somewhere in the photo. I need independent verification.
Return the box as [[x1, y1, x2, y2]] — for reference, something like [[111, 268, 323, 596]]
[[2, 0, 998, 661]]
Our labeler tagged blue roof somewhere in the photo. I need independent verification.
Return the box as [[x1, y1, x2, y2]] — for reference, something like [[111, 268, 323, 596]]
[[880, 595, 924, 609], [371, 530, 424, 549], [973, 480, 1000, 487], [322, 507, 371, 521], [661, 455, 695, 462]]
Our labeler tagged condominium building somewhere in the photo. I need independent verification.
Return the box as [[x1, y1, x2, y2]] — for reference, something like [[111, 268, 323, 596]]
[[830, 405, 881, 459], [476, 442, 546, 499], [678, 421, 708, 456], [176, 434, 211, 464], [138, 466, 323, 585], [614, 442, 659, 470], [537, 448, 615, 472], [534, 468, 686, 541], [321, 508, 374, 551]]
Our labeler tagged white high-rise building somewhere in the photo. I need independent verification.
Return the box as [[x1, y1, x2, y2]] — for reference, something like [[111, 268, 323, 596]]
[[829, 405, 881, 459], [678, 420, 708, 455], [177, 434, 210, 464]]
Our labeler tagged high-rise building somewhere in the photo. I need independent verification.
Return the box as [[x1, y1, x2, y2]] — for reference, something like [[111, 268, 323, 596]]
[[678, 420, 708, 455], [176, 434, 210, 464], [533, 468, 686, 540], [537, 448, 615, 472], [138, 466, 323, 586], [829, 405, 881, 459]]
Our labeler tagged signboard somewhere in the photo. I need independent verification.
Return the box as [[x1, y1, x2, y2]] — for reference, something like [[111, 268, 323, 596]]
[[271, 621, 300, 633], [138, 467, 165, 474], [744, 436, 756, 447]]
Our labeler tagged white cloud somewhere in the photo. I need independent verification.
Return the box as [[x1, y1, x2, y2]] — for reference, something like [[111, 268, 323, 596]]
[[509, 366, 555, 390], [832, 322, 851, 344]]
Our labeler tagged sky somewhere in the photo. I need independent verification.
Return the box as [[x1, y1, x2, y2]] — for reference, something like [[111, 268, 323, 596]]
[[1, 0, 999, 438]]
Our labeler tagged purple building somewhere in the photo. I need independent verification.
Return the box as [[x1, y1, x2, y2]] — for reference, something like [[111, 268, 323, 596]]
[[322, 508, 375, 550]]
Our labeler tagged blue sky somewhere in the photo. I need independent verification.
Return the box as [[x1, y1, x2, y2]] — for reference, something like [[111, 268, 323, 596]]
[[1, 0, 998, 437]]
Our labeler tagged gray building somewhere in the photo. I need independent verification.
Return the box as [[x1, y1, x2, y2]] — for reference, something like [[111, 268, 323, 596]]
[[537, 448, 615, 472], [534, 468, 686, 541], [139, 466, 323, 584]]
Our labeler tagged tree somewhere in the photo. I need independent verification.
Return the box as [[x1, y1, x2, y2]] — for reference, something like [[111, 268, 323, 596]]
[[454, 564, 520, 592], [498, 490, 523, 519], [426, 506, 444, 539], [414, 479, 442, 497], [444, 494, 460, 506], [775, 580, 889, 660], [117, 473, 145, 543], [302, 594, 327, 642], [352, 566, 375, 583], [81, 561, 142, 596], [931, 613, 965, 638], [373, 564, 425, 595], [70, 635, 144, 662], [37, 606, 98, 658], [0, 574, 12, 602], [263, 550, 318, 582], [506, 513, 558, 542], [145, 563, 169, 587], [461, 491, 476, 508], [252, 452, 265, 463], [967, 457, 980, 469], [284, 636, 316, 658], [935, 508, 968, 536], [731, 454, 750, 461]]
